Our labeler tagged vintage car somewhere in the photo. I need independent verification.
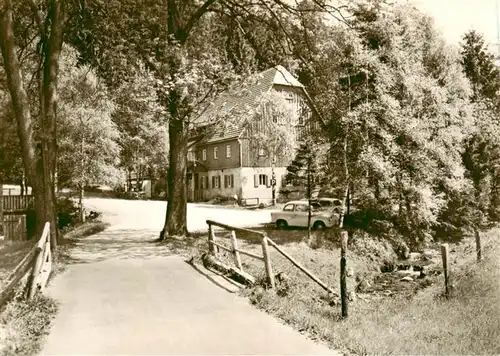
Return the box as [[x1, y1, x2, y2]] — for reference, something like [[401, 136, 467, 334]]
[[271, 200, 338, 229]]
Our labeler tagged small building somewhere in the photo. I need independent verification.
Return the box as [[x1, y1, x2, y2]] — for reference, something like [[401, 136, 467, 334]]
[[187, 65, 315, 205]]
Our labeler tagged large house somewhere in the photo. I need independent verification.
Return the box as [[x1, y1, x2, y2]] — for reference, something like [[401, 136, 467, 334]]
[[187, 65, 314, 205]]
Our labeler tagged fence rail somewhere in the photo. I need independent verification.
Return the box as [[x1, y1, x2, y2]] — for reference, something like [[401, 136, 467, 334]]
[[0, 222, 52, 308], [206, 219, 332, 293]]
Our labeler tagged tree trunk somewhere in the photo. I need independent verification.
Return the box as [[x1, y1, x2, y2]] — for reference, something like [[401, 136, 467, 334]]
[[161, 118, 188, 239], [41, 0, 64, 248], [0, 1, 45, 238], [0, 182, 3, 238], [306, 157, 312, 242], [79, 185, 85, 223], [20, 174, 25, 196]]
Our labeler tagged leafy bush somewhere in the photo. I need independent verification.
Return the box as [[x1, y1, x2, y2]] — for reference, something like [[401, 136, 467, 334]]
[[56, 197, 79, 230]]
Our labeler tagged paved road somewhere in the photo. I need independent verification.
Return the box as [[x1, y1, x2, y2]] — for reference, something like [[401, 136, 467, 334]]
[[41, 199, 338, 355], [84, 198, 278, 233]]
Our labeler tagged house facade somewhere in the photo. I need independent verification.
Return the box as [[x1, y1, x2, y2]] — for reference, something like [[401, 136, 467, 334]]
[[187, 65, 314, 205]]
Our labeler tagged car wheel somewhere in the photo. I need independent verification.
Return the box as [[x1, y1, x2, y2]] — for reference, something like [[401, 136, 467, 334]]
[[276, 220, 288, 229], [313, 221, 326, 230]]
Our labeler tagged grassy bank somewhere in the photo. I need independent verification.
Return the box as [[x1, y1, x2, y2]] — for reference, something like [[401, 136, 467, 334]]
[[0, 219, 108, 356], [196, 227, 500, 355], [0, 241, 35, 291]]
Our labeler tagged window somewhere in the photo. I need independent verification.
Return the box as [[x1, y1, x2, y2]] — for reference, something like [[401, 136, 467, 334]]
[[224, 174, 234, 188], [254, 174, 269, 187], [258, 147, 265, 156], [283, 204, 294, 211], [202, 149, 207, 161], [214, 147, 218, 159], [295, 204, 308, 212], [212, 175, 221, 189], [226, 144, 231, 158]]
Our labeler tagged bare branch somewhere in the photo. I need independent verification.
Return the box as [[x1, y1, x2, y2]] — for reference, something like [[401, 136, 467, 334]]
[[26, 0, 45, 35]]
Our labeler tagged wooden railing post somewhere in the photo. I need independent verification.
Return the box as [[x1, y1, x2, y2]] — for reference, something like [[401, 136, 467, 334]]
[[441, 243, 450, 298], [38, 239, 51, 292], [28, 222, 50, 299], [230, 230, 243, 270], [261, 235, 275, 289], [340, 230, 348, 318], [208, 223, 218, 256]]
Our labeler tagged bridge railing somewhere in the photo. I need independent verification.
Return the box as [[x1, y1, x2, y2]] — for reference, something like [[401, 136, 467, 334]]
[[205, 220, 333, 294], [0, 222, 52, 308]]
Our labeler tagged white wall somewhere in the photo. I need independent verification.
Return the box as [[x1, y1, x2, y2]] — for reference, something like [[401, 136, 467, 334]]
[[240, 167, 287, 205]]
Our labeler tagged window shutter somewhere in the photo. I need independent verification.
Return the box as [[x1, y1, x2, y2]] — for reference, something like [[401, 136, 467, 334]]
[[254, 174, 258, 187], [212, 176, 215, 189], [218, 176, 222, 188], [281, 174, 286, 187], [266, 175, 271, 188], [230, 174, 234, 188]]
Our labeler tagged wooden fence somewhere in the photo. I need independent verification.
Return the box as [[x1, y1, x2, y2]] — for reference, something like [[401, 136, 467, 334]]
[[2, 195, 34, 213], [1, 195, 35, 242], [206, 219, 334, 294], [0, 222, 52, 308], [3, 215, 27, 241]]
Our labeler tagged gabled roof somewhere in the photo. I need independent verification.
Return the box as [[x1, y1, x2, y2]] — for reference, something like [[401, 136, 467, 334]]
[[195, 65, 304, 144]]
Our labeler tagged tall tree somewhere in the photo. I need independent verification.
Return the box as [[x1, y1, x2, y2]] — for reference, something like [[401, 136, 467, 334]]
[[242, 90, 299, 206], [57, 47, 121, 221], [461, 30, 500, 104], [67, 0, 344, 239], [296, 0, 473, 247], [0, 0, 66, 247], [112, 64, 168, 193], [460, 30, 500, 223]]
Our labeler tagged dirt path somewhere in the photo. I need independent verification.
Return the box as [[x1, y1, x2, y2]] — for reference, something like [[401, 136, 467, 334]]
[[40, 200, 338, 355]]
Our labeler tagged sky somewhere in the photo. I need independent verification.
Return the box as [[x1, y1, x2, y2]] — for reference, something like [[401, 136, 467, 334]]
[[409, 0, 500, 49]]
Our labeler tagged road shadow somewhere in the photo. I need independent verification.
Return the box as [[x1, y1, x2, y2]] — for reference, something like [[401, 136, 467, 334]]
[[65, 229, 175, 264], [62, 223, 326, 266], [185, 260, 242, 294]]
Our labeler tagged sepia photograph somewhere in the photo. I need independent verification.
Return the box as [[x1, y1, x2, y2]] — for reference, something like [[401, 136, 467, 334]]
[[0, 0, 499, 355]]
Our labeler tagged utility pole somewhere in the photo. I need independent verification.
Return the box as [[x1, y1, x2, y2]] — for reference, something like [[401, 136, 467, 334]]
[[271, 153, 277, 206]]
